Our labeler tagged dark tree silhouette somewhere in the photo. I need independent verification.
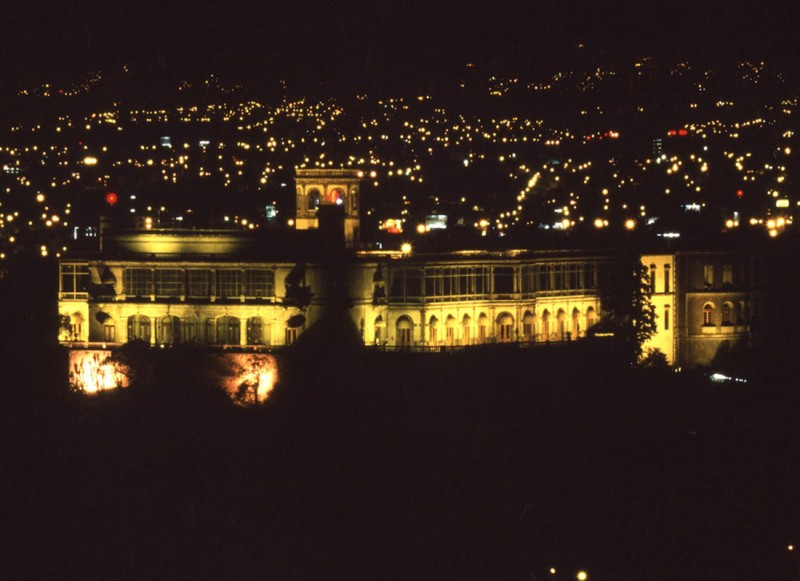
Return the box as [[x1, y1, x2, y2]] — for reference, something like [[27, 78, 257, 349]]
[[598, 252, 657, 364]]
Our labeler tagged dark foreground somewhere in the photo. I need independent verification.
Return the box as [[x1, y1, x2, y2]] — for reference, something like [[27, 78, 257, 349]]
[[2, 341, 800, 580]]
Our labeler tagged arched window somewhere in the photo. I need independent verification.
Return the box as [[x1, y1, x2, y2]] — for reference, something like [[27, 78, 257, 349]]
[[374, 315, 385, 345], [127, 315, 151, 343], [327, 187, 344, 205], [497, 313, 514, 343], [462, 314, 472, 345], [69, 312, 84, 341], [182, 316, 197, 343], [703, 303, 715, 326], [557, 309, 566, 341], [586, 306, 597, 329], [396, 316, 413, 348], [522, 311, 534, 342], [205, 318, 216, 344], [140, 316, 151, 343], [216, 316, 241, 345], [247, 317, 264, 344], [429, 315, 439, 345], [571, 308, 581, 340], [477, 313, 488, 344], [307, 188, 321, 211], [445, 315, 456, 346], [159, 315, 180, 345], [541, 310, 550, 342], [721, 302, 733, 326], [216, 316, 240, 345]]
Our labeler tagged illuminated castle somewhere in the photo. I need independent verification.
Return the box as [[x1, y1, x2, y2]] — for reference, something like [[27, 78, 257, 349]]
[[58, 170, 758, 368]]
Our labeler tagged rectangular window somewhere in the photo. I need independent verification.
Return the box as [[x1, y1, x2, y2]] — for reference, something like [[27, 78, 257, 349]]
[[476, 267, 489, 297], [552, 264, 564, 291], [568, 263, 581, 290], [103, 324, 116, 342], [588, 262, 600, 289], [664, 305, 670, 330], [545, 265, 556, 291], [215, 269, 242, 298], [244, 269, 275, 298], [493, 266, 514, 295], [521, 266, 535, 294], [664, 264, 671, 293], [59, 263, 90, 298], [156, 269, 182, 297], [703, 264, 714, 287], [459, 268, 472, 297], [285, 327, 297, 345], [124, 268, 153, 297], [187, 270, 210, 298], [722, 265, 733, 286]]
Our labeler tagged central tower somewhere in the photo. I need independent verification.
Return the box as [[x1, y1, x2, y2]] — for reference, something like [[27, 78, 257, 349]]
[[295, 168, 361, 245]]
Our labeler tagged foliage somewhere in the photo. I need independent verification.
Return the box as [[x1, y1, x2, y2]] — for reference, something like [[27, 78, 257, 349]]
[[639, 347, 669, 368], [599, 252, 657, 364]]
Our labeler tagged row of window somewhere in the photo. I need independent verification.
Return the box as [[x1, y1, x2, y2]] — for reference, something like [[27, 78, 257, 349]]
[[648, 263, 672, 294], [123, 268, 275, 299], [388, 262, 608, 302], [379, 307, 599, 346], [124, 315, 295, 345], [703, 264, 737, 288], [702, 301, 747, 326]]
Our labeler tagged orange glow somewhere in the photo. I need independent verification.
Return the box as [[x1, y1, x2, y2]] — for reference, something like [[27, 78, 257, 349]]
[[218, 353, 279, 404], [69, 350, 129, 394]]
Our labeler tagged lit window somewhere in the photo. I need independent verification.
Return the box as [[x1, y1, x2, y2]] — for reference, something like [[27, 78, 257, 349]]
[[721, 302, 733, 325], [703, 303, 714, 326], [396, 317, 413, 348], [703, 265, 714, 287], [650, 264, 657, 293], [124, 268, 153, 297], [215, 269, 242, 299], [187, 270, 211, 298], [571, 308, 580, 339], [722, 265, 733, 287], [541, 310, 550, 341], [429, 316, 439, 345], [247, 317, 263, 344], [156, 269, 182, 298], [497, 313, 514, 343]]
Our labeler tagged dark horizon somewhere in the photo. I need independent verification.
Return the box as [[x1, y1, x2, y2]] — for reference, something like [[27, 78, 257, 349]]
[[2, 0, 799, 88]]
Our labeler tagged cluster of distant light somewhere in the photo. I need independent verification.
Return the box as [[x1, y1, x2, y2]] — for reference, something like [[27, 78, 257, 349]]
[[1, 60, 799, 258]]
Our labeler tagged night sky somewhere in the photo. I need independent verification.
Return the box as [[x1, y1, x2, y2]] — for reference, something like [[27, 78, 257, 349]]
[[1, 0, 799, 87]]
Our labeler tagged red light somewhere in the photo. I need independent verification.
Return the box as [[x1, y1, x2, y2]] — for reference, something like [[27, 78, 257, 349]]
[[678, 129, 688, 136], [105, 192, 118, 206], [736, 189, 744, 198], [667, 130, 677, 136]]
